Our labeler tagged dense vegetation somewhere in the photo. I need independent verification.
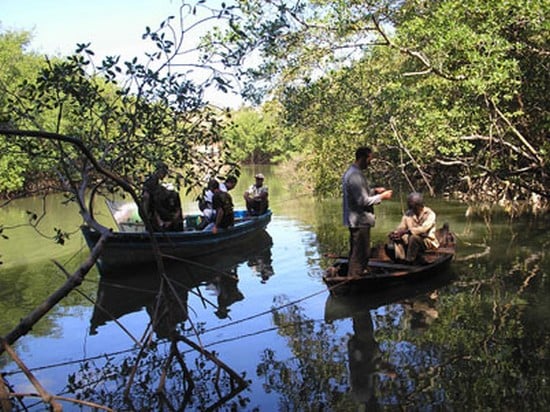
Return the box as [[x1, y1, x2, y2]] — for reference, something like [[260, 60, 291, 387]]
[[1, 0, 548, 216], [0, 2, 548, 409], [0, 29, 235, 199], [215, 0, 549, 214]]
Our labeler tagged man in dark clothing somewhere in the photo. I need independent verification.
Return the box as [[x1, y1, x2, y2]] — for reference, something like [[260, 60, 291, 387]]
[[211, 180, 234, 233], [342, 147, 392, 276], [140, 162, 183, 231], [154, 188, 184, 231]]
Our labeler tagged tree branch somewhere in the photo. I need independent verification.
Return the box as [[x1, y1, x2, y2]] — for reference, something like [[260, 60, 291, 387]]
[[0, 339, 62, 411], [490, 100, 544, 165], [390, 117, 435, 196], [372, 17, 466, 81], [0, 230, 110, 352]]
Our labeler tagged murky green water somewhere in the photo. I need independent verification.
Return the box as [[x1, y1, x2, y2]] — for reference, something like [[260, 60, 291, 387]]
[[1, 167, 549, 410]]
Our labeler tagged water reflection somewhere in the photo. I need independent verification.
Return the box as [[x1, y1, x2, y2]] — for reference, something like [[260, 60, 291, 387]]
[[347, 310, 386, 409], [323, 270, 455, 323], [3, 174, 549, 410], [91, 230, 273, 336], [324, 271, 454, 409], [76, 231, 274, 410], [247, 247, 274, 284]]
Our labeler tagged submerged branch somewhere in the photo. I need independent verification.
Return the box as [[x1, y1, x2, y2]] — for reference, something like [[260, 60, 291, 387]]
[[0, 340, 62, 411]]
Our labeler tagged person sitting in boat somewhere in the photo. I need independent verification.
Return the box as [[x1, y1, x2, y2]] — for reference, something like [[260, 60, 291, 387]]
[[220, 175, 238, 192], [154, 185, 184, 231], [386, 192, 439, 264], [140, 162, 183, 231], [244, 173, 268, 215], [198, 178, 218, 224], [204, 179, 234, 233], [198, 175, 238, 228]]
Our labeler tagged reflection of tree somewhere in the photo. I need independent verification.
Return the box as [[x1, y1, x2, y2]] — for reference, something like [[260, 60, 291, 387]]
[[258, 266, 548, 411], [0, 262, 98, 340], [66, 340, 250, 411], [256, 292, 449, 409], [372, 253, 549, 410], [257, 296, 355, 410], [257, 294, 422, 410], [412, 255, 549, 410], [72, 262, 252, 411]]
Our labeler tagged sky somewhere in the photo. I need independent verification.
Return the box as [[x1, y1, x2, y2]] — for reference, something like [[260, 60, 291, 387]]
[[1, 0, 183, 58], [0, 0, 243, 107]]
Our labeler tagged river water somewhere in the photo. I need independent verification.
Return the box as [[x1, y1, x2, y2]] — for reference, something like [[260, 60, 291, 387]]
[[1, 167, 548, 411]]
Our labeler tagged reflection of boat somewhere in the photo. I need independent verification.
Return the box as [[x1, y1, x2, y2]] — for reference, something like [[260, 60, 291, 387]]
[[323, 227, 456, 296], [324, 269, 455, 323], [90, 231, 273, 336], [325, 267, 455, 410], [81, 209, 272, 269]]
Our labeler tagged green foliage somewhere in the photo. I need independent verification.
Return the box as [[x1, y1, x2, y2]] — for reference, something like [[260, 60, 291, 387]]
[[215, 0, 549, 212], [223, 108, 274, 164], [0, 18, 237, 207], [0, 29, 49, 192], [223, 102, 299, 164]]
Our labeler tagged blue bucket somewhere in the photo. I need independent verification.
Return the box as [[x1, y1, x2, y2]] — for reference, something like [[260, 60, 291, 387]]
[[234, 210, 247, 219]]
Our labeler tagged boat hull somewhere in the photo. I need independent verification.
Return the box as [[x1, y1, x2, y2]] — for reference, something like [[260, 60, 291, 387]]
[[82, 211, 272, 269], [323, 247, 455, 296], [324, 269, 455, 321]]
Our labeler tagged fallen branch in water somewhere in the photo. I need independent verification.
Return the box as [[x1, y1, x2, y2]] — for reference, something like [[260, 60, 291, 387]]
[[0, 339, 63, 411], [454, 246, 491, 261], [0, 231, 110, 410], [0, 230, 110, 353]]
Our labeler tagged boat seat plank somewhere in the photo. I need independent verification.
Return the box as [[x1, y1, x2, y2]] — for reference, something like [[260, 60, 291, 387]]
[[368, 260, 426, 270]]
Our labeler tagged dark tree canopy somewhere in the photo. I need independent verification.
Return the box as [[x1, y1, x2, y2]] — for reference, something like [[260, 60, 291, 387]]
[[209, 0, 549, 214]]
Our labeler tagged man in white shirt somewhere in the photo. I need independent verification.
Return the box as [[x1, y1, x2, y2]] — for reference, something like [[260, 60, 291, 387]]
[[244, 173, 269, 215]]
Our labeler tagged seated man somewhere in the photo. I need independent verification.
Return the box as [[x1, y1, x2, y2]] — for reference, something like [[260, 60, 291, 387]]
[[244, 173, 269, 215], [205, 180, 234, 233], [220, 175, 238, 192], [198, 179, 219, 224], [198, 176, 238, 228], [140, 162, 182, 231], [387, 192, 439, 264], [154, 186, 183, 231]]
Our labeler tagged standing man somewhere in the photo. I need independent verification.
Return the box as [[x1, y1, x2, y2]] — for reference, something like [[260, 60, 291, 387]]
[[342, 147, 393, 276], [244, 173, 269, 215]]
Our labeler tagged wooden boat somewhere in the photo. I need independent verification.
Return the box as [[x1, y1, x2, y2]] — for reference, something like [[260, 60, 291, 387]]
[[81, 205, 272, 270], [323, 225, 456, 296]]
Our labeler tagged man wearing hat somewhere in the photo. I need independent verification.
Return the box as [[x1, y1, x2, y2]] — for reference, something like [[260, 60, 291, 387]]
[[244, 173, 269, 215]]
